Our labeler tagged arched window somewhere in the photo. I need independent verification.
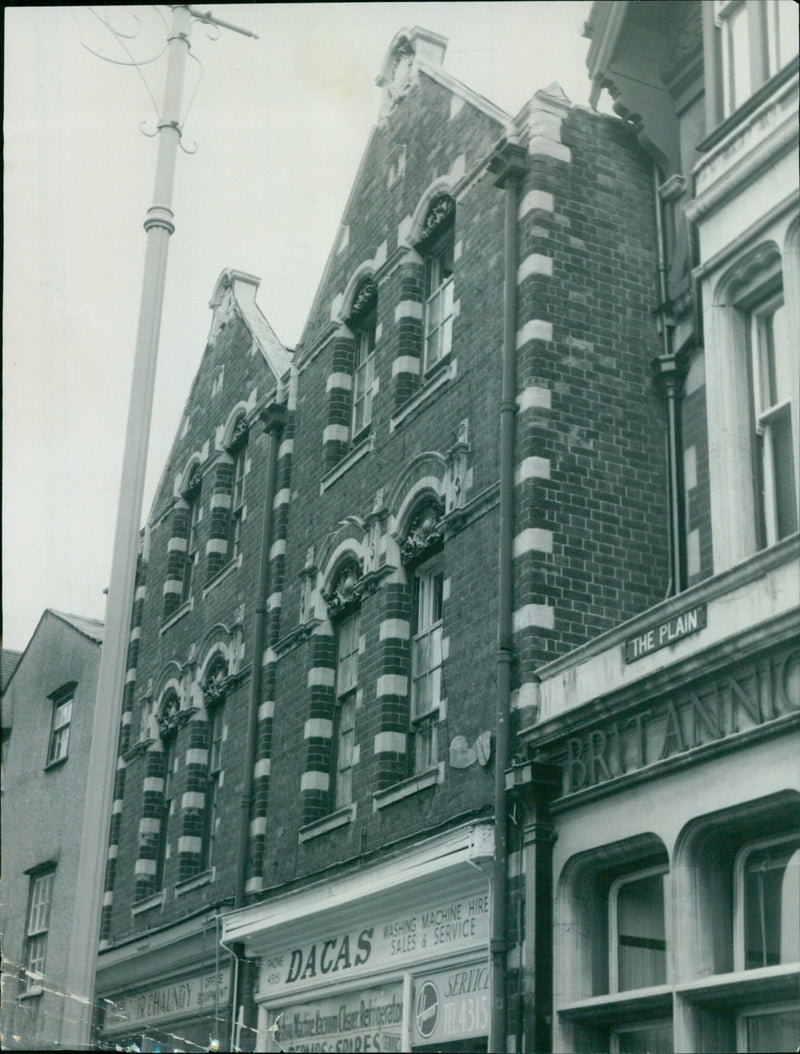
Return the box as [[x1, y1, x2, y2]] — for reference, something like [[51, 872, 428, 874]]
[[326, 558, 363, 809], [154, 689, 180, 890], [202, 656, 228, 869], [182, 465, 202, 603], [228, 417, 248, 561], [348, 278, 378, 438], [402, 499, 445, 775], [418, 194, 455, 373]]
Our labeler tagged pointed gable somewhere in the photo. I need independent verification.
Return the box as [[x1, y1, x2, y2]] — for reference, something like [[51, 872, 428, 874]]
[[297, 27, 509, 361], [148, 270, 289, 520]]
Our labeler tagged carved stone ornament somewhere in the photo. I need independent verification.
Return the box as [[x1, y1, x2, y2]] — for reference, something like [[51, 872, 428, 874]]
[[401, 500, 444, 565], [203, 658, 229, 709], [158, 693, 182, 740], [184, 464, 203, 498], [322, 557, 364, 620], [349, 278, 378, 324], [418, 195, 455, 247], [229, 415, 249, 451]]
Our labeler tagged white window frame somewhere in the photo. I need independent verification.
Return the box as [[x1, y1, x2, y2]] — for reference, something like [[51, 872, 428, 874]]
[[748, 291, 798, 546], [23, 869, 54, 991], [333, 611, 360, 810], [204, 706, 224, 870], [609, 865, 670, 993], [155, 739, 174, 890], [352, 314, 376, 439], [736, 1001, 800, 1053], [182, 492, 201, 602], [734, 833, 800, 972], [46, 686, 74, 765], [411, 558, 444, 774], [715, 0, 800, 118], [423, 232, 454, 373], [231, 443, 247, 560]]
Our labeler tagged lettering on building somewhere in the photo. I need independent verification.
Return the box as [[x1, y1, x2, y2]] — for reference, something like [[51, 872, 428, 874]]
[[624, 604, 707, 662], [562, 647, 799, 794]]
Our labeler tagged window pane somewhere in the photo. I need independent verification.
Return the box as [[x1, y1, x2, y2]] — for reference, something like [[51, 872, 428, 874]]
[[771, 410, 798, 539], [415, 722, 436, 772], [772, 0, 800, 72], [744, 844, 800, 968], [613, 1023, 673, 1054], [617, 873, 667, 990], [746, 1008, 800, 1053], [724, 1, 752, 113]]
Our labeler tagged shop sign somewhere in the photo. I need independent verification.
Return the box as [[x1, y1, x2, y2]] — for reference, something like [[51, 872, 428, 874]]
[[270, 982, 403, 1053], [411, 961, 489, 1046], [262, 892, 490, 997], [624, 604, 706, 662], [562, 647, 799, 795], [104, 967, 231, 1030]]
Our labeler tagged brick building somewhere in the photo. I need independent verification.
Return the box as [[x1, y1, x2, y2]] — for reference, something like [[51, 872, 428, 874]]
[[94, 270, 291, 1052], [220, 25, 674, 1054], [1, 610, 103, 1049], [507, 3, 799, 1053], [90, 12, 797, 1054]]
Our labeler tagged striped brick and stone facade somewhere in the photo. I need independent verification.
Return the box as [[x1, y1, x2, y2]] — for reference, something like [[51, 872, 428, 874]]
[[95, 271, 291, 1052]]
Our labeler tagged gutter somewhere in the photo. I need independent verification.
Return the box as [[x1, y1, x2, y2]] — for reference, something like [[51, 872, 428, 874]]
[[231, 400, 287, 1051]]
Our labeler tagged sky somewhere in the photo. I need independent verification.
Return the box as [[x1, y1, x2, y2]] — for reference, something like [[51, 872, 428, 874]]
[[3, 2, 597, 651]]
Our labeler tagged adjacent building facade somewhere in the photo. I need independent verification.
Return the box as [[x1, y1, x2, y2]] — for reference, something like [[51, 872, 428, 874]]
[[507, 3, 798, 1053], [1, 610, 104, 1050]]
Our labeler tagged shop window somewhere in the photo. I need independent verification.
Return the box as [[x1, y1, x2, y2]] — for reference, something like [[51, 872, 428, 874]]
[[749, 291, 798, 545], [420, 195, 455, 373], [46, 683, 74, 765], [411, 557, 443, 774], [22, 868, 55, 992], [203, 704, 224, 870], [714, 0, 799, 118], [737, 1003, 800, 1053], [333, 609, 359, 810], [737, 835, 800, 970], [610, 867, 669, 992]]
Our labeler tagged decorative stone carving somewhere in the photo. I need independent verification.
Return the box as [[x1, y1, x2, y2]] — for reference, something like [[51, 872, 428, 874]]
[[418, 195, 455, 247], [229, 415, 249, 451], [184, 464, 203, 498], [349, 278, 377, 323], [322, 557, 364, 619], [401, 500, 444, 565], [203, 657, 229, 709], [158, 693, 181, 740], [445, 419, 470, 514]]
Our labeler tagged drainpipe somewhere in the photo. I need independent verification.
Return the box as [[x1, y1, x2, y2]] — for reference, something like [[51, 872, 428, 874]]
[[488, 135, 527, 1054], [232, 400, 287, 1050], [651, 162, 686, 595]]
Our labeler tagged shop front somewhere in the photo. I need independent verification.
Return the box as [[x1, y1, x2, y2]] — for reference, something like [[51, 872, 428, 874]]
[[221, 822, 493, 1053], [512, 548, 800, 1054], [95, 912, 233, 1053]]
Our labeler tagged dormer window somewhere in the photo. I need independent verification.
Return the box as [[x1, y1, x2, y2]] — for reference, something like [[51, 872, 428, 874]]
[[46, 684, 75, 766]]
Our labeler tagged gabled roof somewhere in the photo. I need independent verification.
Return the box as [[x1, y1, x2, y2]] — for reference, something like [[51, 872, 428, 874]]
[[49, 610, 105, 645], [1, 609, 104, 697], [208, 269, 291, 381], [1, 650, 23, 693]]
